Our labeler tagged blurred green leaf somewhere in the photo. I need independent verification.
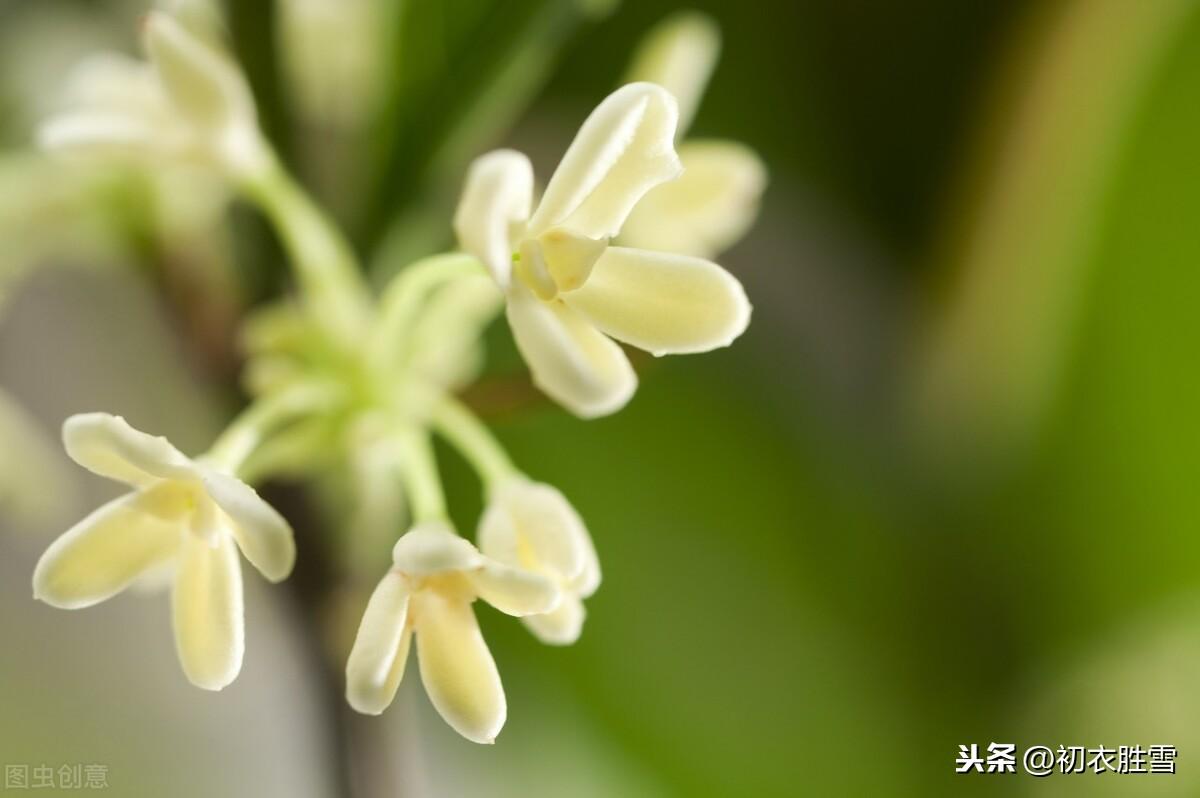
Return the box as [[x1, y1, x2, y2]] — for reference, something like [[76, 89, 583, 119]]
[[1029, 2, 1200, 632], [898, 7, 1200, 794], [910, 0, 1195, 463]]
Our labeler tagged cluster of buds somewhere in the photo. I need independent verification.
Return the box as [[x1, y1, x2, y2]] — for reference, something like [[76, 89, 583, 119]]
[[28, 9, 762, 743]]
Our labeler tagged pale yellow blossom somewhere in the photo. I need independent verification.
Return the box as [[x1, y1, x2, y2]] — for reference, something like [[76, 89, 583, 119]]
[[478, 478, 600, 645], [32, 413, 295, 690], [37, 12, 267, 178], [346, 522, 559, 743], [454, 82, 751, 418]]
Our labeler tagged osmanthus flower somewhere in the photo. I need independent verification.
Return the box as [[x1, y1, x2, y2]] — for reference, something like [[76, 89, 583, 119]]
[[32, 413, 296, 690], [346, 522, 559, 743], [620, 12, 768, 258], [37, 11, 268, 179], [454, 82, 752, 418], [478, 478, 600, 645], [37, 9, 371, 344]]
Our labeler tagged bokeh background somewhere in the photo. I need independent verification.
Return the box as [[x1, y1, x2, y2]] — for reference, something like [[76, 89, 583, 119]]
[[3, 0, 1200, 796]]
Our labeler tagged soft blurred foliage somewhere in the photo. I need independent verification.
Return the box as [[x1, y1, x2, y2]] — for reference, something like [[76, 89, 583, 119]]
[[3, 0, 1200, 796]]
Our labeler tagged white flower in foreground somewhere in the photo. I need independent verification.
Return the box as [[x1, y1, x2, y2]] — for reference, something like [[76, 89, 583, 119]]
[[37, 12, 266, 177], [454, 82, 751, 418], [32, 413, 295, 690], [478, 479, 600, 645], [621, 12, 767, 258], [346, 522, 558, 743]]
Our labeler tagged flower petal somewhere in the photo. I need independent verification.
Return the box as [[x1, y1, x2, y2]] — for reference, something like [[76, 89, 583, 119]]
[[37, 113, 164, 158], [563, 246, 751, 356], [478, 480, 591, 583], [619, 140, 767, 258], [624, 12, 720, 135], [61, 53, 164, 113], [469, 561, 560, 617], [201, 470, 295, 583], [142, 11, 255, 134], [414, 591, 505, 744], [505, 279, 637, 418], [62, 413, 195, 487], [346, 572, 412, 715], [141, 11, 262, 172], [453, 150, 533, 286], [528, 228, 609, 296], [172, 532, 245, 690], [392, 522, 482, 575], [128, 558, 178, 595], [574, 533, 602, 599], [527, 83, 682, 240], [32, 490, 182, 610], [523, 593, 586, 646]]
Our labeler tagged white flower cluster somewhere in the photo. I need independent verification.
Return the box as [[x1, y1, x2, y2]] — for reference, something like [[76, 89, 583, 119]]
[[27, 10, 763, 744]]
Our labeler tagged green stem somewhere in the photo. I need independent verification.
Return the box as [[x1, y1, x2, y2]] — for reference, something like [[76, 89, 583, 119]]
[[368, 252, 486, 369], [241, 151, 374, 345], [394, 425, 447, 523], [205, 382, 341, 474], [431, 396, 516, 490]]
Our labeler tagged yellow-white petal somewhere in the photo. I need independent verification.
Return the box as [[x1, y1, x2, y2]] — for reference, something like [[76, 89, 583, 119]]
[[172, 532, 244, 690], [526, 83, 682, 240], [62, 413, 195, 487], [188, 488, 225, 545], [505, 279, 637, 418], [142, 11, 262, 171], [61, 53, 164, 114], [574, 531, 602, 599], [530, 228, 609, 296], [414, 591, 505, 744], [128, 558, 179, 595], [624, 12, 720, 135], [620, 140, 767, 257], [32, 491, 182, 610], [201, 470, 295, 582], [143, 12, 252, 130], [37, 113, 165, 158], [167, 0, 227, 48], [469, 561, 560, 617], [523, 593, 586, 646], [453, 150, 533, 286], [563, 246, 750, 356], [346, 572, 412, 715], [478, 480, 591, 584], [392, 522, 482, 575], [38, 54, 175, 159]]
